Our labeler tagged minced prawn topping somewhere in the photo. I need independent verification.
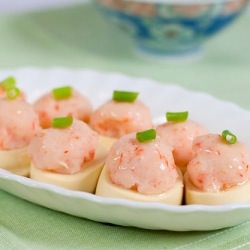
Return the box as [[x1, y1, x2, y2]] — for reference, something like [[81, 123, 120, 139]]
[[90, 100, 152, 138], [187, 134, 250, 192], [157, 120, 208, 167], [34, 89, 93, 128], [106, 133, 178, 195], [29, 120, 98, 175], [0, 99, 39, 150]]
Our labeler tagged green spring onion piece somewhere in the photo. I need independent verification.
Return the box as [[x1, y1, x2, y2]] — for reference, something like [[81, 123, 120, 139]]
[[6, 87, 21, 100], [113, 90, 139, 103], [52, 117, 73, 129], [1, 76, 16, 90], [53, 86, 72, 100], [136, 129, 157, 143], [166, 111, 189, 123], [222, 130, 237, 144]]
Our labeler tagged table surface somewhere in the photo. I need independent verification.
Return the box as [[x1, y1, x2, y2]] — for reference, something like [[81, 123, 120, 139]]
[[0, 3, 250, 250], [0, 0, 88, 15]]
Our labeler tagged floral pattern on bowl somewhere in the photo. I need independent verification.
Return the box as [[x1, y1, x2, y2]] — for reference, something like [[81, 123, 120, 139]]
[[95, 0, 248, 57]]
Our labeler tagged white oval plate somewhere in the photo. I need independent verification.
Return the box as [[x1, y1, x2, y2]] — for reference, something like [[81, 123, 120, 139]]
[[0, 68, 250, 232]]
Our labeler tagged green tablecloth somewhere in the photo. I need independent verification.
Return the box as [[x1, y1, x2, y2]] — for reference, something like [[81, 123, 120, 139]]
[[0, 4, 250, 250]]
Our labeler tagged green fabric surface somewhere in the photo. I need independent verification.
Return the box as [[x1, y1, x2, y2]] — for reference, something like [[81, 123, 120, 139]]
[[0, 3, 250, 250]]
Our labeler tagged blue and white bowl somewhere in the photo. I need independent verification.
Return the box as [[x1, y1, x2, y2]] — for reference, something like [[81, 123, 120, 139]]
[[95, 0, 248, 58]]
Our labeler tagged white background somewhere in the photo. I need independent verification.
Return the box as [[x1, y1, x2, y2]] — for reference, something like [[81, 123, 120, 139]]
[[0, 0, 89, 14]]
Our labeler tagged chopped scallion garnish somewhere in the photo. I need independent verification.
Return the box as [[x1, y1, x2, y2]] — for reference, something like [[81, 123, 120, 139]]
[[6, 87, 21, 100], [113, 90, 139, 103], [53, 86, 72, 100], [166, 111, 189, 123], [136, 129, 157, 143], [52, 117, 73, 129], [1, 76, 16, 90], [222, 130, 237, 144]]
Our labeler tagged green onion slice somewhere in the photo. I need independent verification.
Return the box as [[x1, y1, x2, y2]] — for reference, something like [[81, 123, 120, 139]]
[[52, 117, 73, 129], [6, 87, 21, 100], [1, 76, 16, 90], [136, 129, 157, 143], [222, 130, 237, 145], [166, 111, 189, 123], [113, 90, 139, 103], [53, 86, 72, 100]]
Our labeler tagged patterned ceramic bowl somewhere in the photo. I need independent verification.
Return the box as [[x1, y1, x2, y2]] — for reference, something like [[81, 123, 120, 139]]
[[95, 0, 248, 58]]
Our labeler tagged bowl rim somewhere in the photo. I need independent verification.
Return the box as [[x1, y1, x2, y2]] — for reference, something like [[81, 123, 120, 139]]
[[123, 0, 245, 5]]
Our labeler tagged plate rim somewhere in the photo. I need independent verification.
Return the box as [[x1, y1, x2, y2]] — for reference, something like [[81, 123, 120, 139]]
[[1, 168, 250, 214]]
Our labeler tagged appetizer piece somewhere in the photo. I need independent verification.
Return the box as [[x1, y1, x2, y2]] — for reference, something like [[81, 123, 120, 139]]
[[185, 131, 250, 205], [29, 117, 107, 192], [96, 129, 184, 205], [157, 111, 208, 173], [0, 92, 39, 176], [34, 86, 93, 128], [90, 90, 153, 149]]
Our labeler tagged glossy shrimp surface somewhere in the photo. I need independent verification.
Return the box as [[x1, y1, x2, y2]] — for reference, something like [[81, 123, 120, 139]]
[[90, 100, 152, 138], [29, 120, 98, 175], [187, 134, 250, 192], [34, 90, 93, 128], [157, 121, 208, 167], [106, 133, 178, 195], [0, 99, 39, 150]]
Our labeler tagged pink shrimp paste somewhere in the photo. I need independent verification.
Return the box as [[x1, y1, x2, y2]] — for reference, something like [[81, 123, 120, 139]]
[[187, 134, 250, 192], [106, 133, 179, 195], [29, 120, 98, 175], [90, 100, 152, 138]]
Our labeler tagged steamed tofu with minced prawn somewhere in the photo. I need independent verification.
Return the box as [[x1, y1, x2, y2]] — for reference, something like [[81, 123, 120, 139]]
[[96, 129, 184, 205], [0, 90, 40, 176], [185, 131, 250, 205], [29, 117, 108, 192]]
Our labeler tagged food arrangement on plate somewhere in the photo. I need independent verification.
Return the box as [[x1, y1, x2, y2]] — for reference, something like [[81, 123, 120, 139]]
[[1, 75, 250, 207], [0, 77, 39, 176]]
